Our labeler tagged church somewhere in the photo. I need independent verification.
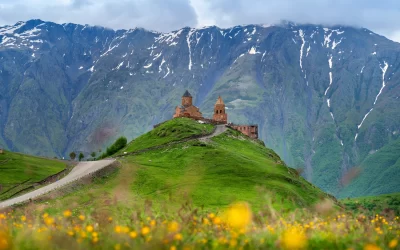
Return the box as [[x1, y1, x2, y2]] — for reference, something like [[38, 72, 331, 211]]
[[173, 90, 258, 139], [173, 90, 228, 124]]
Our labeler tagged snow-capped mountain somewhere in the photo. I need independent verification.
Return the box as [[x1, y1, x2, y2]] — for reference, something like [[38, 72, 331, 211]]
[[1, 19, 399, 197]]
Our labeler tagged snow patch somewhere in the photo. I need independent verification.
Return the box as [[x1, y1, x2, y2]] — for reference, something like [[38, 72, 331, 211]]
[[299, 29, 305, 70], [143, 63, 152, 68]]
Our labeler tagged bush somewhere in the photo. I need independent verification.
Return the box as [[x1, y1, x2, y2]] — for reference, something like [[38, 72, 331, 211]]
[[101, 136, 127, 159]]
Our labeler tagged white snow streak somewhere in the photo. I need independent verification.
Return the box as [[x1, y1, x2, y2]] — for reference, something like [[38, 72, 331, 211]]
[[306, 45, 311, 57], [143, 63, 152, 68], [299, 29, 305, 70], [163, 66, 170, 78], [374, 61, 389, 105], [159, 58, 166, 73], [360, 66, 365, 73], [187, 29, 195, 70], [357, 108, 373, 129]]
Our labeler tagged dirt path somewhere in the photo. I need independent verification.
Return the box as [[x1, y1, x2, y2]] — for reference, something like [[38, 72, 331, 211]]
[[199, 125, 227, 142], [0, 159, 115, 208]]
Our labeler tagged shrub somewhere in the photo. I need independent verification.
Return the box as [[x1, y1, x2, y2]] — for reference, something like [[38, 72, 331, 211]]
[[101, 137, 127, 159]]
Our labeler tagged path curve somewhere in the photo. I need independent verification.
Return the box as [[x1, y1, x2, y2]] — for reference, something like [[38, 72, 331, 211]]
[[0, 159, 115, 208], [199, 124, 227, 142]]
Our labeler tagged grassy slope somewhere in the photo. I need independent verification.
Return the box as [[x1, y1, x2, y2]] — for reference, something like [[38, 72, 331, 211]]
[[118, 118, 214, 154], [37, 122, 329, 218], [0, 151, 66, 201], [338, 138, 400, 198], [129, 129, 328, 210], [341, 192, 400, 215]]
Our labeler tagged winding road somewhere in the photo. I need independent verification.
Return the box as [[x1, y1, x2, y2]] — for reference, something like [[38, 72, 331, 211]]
[[0, 159, 115, 208], [0, 124, 228, 209]]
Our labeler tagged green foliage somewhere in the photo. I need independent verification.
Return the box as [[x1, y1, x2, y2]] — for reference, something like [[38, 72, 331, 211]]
[[69, 152, 76, 161], [90, 152, 96, 158], [78, 153, 84, 161], [0, 150, 66, 201], [339, 138, 400, 198], [100, 136, 128, 159], [341, 193, 400, 215], [119, 118, 214, 154]]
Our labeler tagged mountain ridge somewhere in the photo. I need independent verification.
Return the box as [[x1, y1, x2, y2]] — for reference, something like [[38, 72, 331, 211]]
[[0, 19, 399, 197]]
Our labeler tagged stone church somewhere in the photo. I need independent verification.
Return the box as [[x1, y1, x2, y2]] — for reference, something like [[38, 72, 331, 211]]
[[172, 90, 258, 139]]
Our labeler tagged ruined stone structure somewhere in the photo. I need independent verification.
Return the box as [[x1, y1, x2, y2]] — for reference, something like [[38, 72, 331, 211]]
[[173, 90, 203, 119], [172, 90, 258, 139], [228, 124, 259, 139]]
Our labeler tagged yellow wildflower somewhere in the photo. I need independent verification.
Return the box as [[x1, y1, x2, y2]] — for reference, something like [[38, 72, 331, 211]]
[[150, 220, 156, 227], [141, 226, 150, 235], [364, 244, 381, 250], [0, 231, 10, 250], [20, 216, 26, 222], [78, 215, 85, 221], [63, 210, 72, 218], [86, 225, 94, 233], [44, 217, 55, 226], [129, 231, 137, 239], [389, 239, 398, 249], [174, 233, 183, 241], [223, 202, 252, 230], [92, 232, 98, 238], [114, 226, 122, 234], [168, 221, 180, 233], [170, 246, 177, 250], [280, 228, 307, 250]]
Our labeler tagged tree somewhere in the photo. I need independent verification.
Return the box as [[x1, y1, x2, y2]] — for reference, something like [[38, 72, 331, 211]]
[[69, 152, 76, 161], [91, 152, 96, 158], [79, 152, 84, 161]]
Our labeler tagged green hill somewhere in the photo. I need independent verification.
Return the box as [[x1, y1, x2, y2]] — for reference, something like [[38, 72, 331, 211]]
[[338, 138, 400, 198], [0, 151, 67, 201], [341, 192, 400, 215], [37, 118, 330, 216]]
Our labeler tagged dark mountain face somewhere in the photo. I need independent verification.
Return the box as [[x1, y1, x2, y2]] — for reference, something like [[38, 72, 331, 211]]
[[1, 20, 399, 197]]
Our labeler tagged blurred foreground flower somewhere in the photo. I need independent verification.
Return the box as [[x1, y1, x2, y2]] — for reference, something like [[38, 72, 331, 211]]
[[0, 230, 10, 250], [223, 202, 252, 230], [280, 227, 307, 250], [364, 244, 382, 250]]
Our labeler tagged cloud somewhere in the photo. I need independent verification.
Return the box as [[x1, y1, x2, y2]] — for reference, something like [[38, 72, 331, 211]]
[[0, 0, 400, 42], [0, 0, 198, 32]]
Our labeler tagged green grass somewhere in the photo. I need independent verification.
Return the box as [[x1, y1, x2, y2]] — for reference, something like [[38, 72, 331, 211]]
[[31, 126, 330, 218], [117, 118, 214, 154], [0, 150, 67, 201], [341, 192, 400, 215], [129, 129, 329, 211]]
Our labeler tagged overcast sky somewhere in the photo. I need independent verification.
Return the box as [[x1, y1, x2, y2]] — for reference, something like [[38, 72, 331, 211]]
[[1, 0, 400, 42]]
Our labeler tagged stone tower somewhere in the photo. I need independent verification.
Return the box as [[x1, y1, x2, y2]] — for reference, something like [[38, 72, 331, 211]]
[[213, 96, 228, 124], [182, 90, 193, 106]]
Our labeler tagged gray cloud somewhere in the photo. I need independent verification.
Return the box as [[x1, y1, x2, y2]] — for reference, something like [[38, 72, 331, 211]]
[[0, 0, 399, 41]]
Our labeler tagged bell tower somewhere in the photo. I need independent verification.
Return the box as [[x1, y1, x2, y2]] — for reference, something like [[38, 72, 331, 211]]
[[213, 96, 227, 124], [182, 90, 193, 106]]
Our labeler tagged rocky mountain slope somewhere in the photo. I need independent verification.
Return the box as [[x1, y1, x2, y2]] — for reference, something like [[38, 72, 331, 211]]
[[1, 19, 399, 196]]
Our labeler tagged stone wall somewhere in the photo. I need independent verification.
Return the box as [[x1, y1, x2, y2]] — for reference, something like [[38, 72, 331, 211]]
[[227, 124, 259, 139]]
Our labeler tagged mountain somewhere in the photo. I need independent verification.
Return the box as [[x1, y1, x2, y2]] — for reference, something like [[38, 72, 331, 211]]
[[0, 19, 399, 197]]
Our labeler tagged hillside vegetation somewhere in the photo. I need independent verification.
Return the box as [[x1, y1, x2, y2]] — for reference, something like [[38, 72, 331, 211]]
[[1, 120, 398, 250], [342, 192, 400, 215], [118, 118, 215, 154], [25, 119, 329, 217], [0, 151, 66, 201]]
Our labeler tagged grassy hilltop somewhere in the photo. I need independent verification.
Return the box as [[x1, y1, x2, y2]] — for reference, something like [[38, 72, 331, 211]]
[[36, 118, 329, 215], [0, 151, 66, 201], [0, 118, 399, 250]]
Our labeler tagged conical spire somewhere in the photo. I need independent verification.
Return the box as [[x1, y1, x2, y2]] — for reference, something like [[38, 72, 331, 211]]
[[183, 90, 192, 97], [216, 96, 224, 105]]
